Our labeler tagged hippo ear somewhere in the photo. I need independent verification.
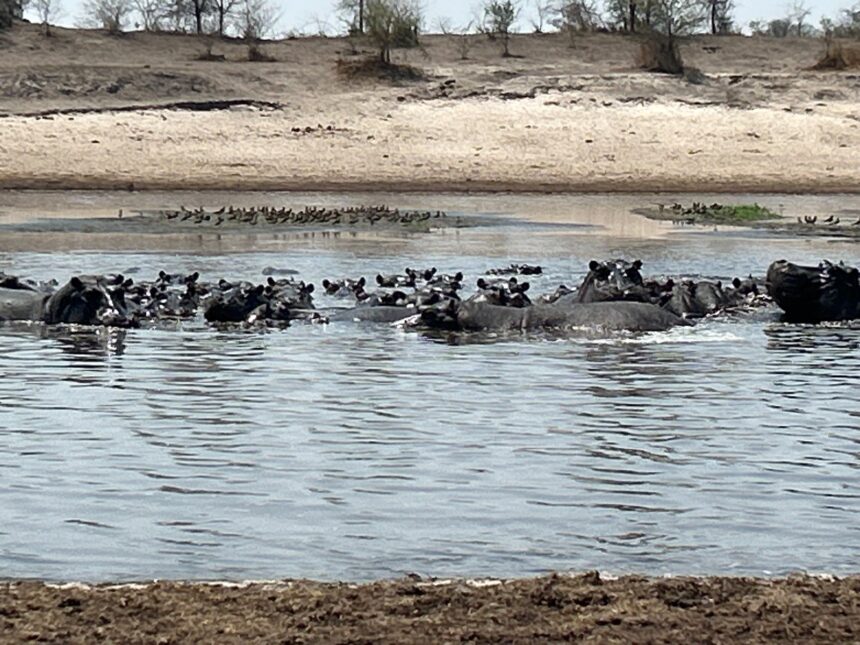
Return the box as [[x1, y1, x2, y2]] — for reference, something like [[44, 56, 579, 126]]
[[123, 278, 134, 288], [267, 277, 275, 286], [716, 280, 722, 289], [455, 272, 463, 282], [588, 260, 599, 271], [477, 278, 487, 289], [191, 272, 200, 282], [376, 274, 384, 285], [322, 279, 331, 288], [632, 260, 643, 270], [113, 274, 124, 285], [158, 270, 166, 280], [509, 277, 518, 285], [358, 276, 366, 288], [305, 283, 315, 294], [253, 285, 265, 296], [520, 282, 530, 292], [732, 277, 741, 289], [70, 276, 84, 290]]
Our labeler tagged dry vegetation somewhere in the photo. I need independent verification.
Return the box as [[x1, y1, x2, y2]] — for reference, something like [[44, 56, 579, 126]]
[[0, 23, 857, 192]]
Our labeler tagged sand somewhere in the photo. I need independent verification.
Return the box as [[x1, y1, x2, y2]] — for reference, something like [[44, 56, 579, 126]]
[[0, 25, 858, 193]]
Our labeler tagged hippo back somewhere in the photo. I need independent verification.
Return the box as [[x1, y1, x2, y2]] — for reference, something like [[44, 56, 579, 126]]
[[766, 260, 860, 322]]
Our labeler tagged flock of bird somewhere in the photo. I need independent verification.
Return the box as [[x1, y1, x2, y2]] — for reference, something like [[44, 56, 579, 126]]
[[796, 214, 860, 227], [151, 205, 448, 227]]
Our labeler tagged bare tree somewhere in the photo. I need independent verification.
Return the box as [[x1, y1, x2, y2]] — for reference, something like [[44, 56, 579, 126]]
[[650, 0, 706, 40], [132, 0, 168, 30], [701, 0, 733, 34], [551, 0, 600, 45], [364, 0, 421, 64], [188, 0, 209, 33], [211, 0, 237, 35], [237, 0, 278, 58], [483, 0, 520, 57], [81, 0, 132, 33], [336, 0, 365, 34], [638, 0, 706, 74], [33, 0, 61, 34], [788, 0, 811, 37], [439, 17, 475, 59], [529, 0, 552, 32]]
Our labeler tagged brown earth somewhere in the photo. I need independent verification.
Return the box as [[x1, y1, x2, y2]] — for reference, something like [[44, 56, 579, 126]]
[[2, 573, 859, 643], [0, 24, 858, 192]]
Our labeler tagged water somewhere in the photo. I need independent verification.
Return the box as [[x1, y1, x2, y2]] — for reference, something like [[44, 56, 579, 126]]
[[1, 192, 860, 582]]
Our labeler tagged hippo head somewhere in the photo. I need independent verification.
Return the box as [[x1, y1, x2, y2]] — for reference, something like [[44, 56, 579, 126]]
[[44, 275, 134, 326], [419, 297, 461, 330], [578, 259, 643, 303]]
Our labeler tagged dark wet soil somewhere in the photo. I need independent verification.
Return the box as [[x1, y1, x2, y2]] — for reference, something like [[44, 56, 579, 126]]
[[2, 573, 859, 643]]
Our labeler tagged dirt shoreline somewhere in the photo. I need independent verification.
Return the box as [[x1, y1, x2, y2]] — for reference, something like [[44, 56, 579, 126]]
[[2, 177, 860, 194], [1, 26, 859, 197], [2, 573, 859, 643]]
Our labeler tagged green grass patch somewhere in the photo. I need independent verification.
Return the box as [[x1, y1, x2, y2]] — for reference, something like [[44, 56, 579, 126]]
[[640, 202, 780, 225], [708, 204, 779, 223]]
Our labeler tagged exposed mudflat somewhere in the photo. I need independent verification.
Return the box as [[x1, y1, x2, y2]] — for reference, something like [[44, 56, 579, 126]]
[[2, 574, 859, 643]]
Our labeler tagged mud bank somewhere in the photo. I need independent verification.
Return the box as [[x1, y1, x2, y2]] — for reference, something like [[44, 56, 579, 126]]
[[2, 573, 859, 643]]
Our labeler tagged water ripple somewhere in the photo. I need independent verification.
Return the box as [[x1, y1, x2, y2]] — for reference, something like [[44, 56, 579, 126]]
[[1, 241, 860, 581]]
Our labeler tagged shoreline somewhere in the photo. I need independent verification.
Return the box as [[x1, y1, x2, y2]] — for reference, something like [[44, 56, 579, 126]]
[[3, 573, 859, 642], [2, 178, 859, 194]]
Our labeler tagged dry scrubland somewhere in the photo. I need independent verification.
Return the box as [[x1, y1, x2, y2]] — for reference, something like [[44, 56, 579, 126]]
[[0, 24, 858, 192]]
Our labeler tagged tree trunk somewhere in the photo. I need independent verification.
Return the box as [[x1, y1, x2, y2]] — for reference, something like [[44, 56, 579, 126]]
[[359, 0, 364, 33], [629, 1, 637, 33], [711, 1, 717, 34]]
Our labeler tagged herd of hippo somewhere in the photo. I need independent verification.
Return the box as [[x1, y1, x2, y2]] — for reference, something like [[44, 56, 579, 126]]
[[0, 259, 856, 334]]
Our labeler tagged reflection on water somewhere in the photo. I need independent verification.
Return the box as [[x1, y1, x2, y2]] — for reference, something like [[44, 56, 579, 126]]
[[1, 206, 860, 582]]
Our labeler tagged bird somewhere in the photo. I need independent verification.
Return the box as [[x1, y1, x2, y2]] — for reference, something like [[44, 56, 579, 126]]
[[823, 215, 834, 223]]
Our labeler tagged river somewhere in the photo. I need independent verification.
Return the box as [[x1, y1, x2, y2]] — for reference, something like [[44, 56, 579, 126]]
[[1, 191, 859, 581]]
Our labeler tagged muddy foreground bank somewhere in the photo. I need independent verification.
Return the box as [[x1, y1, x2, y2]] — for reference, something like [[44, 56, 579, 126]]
[[2, 573, 859, 643]]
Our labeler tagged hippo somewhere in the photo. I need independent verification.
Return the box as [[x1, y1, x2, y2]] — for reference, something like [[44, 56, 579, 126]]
[[0, 275, 134, 326], [330, 305, 419, 323], [204, 277, 316, 324], [575, 259, 652, 304], [322, 277, 367, 299], [766, 259, 860, 322], [471, 277, 532, 307], [419, 299, 689, 333]]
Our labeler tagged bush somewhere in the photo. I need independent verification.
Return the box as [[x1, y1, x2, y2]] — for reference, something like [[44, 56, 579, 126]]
[[336, 56, 425, 82], [1, 0, 24, 29], [365, 0, 421, 63], [637, 33, 684, 74], [812, 38, 860, 70]]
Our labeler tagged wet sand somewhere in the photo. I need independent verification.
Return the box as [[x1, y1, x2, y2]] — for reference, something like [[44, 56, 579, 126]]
[[3, 573, 859, 643]]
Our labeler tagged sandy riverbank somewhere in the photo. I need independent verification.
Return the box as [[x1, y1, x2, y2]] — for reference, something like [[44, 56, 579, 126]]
[[2, 573, 859, 642], [0, 26, 858, 193]]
